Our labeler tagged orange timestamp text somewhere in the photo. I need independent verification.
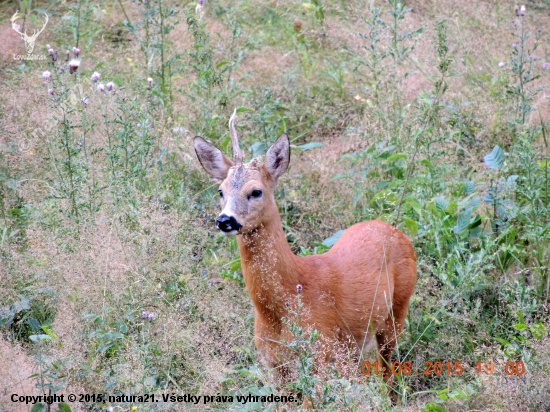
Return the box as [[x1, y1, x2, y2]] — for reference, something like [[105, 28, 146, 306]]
[[361, 360, 526, 377]]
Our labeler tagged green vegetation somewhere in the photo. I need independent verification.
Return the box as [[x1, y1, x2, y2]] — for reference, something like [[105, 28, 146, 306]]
[[1, 0, 549, 411]]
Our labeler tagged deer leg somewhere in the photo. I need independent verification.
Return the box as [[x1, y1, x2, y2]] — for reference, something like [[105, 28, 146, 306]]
[[375, 307, 407, 383], [254, 315, 292, 385], [376, 329, 396, 383]]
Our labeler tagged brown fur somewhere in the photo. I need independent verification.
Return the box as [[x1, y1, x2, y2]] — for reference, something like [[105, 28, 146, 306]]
[[194, 134, 417, 383]]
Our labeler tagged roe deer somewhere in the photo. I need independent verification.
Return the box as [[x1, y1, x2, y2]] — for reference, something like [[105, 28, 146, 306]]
[[194, 110, 417, 383]]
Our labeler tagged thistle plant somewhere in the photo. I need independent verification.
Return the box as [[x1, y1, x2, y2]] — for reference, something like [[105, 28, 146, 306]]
[[184, 9, 243, 139], [40, 40, 165, 221], [331, 1, 424, 220], [43, 46, 90, 219], [394, 19, 453, 224], [354, 0, 423, 144], [508, 5, 543, 126], [281, 285, 328, 409], [64, 0, 97, 49], [119, 0, 182, 114]]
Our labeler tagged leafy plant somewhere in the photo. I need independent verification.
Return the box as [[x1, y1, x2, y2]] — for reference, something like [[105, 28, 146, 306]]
[[282, 292, 331, 409]]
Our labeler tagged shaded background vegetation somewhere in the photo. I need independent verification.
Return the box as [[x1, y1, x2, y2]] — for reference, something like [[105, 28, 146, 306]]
[[1, 0, 550, 411]]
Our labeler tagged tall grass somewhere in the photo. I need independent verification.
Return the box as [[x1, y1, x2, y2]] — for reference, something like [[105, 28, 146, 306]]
[[1, 1, 549, 411]]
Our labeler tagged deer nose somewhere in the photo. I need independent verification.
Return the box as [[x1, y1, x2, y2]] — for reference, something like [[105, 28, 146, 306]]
[[216, 214, 242, 233]]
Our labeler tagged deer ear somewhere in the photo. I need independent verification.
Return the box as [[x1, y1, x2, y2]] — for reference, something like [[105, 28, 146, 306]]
[[194, 136, 233, 181], [265, 133, 290, 180]]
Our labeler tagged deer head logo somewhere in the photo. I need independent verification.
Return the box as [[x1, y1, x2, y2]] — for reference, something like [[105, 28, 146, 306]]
[[11, 11, 49, 54]]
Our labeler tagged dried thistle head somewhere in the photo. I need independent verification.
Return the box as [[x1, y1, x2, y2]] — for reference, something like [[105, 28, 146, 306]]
[[69, 59, 80, 74], [515, 5, 525, 17]]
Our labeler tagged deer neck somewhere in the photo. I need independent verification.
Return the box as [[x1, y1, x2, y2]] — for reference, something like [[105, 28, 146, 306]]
[[237, 212, 300, 327]]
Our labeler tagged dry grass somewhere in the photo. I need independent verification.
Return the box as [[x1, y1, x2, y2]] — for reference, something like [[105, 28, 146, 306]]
[[0, 340, 38, 412], [1, 0, 550, 411]]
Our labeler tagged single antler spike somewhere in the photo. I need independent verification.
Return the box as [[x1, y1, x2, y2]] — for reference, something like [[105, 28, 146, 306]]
[[229, 108, 243, 166]]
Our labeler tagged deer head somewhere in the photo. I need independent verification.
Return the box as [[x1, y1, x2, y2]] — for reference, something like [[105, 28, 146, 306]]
[[11, 11, 49, 54], [194, 109, 290, 236]]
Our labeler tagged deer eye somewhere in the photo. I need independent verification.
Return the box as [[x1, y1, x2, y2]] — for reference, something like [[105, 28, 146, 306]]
[[218, 189, 223, 198], [249, 190, 262, 200]]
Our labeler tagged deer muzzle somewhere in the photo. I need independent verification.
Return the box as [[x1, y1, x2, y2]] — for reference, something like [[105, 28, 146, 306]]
[[216, 214, 242, 236]]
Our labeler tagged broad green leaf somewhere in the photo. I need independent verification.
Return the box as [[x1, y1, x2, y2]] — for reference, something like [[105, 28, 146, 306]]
[[58, 403, 72, 412], [27, 318, 41, 331], [435, 197, 448, 212], [216, 60, 233, 69], [248, 142, 267, 157], [236, 107, 254, 114], [228, 257, 242, 272], [402, 217, 418, 236], [506, 175, 518, 186], [29, 334, 52, 342], [517, 310, 525, 324], [447, 389, 469, 400], [291, 142, 323, 151], [322, 230, 345, 247], [41, 326, 57, 340], [454, 208, 472, 235], [31, 403, 46, 412], [512, 323, 528, 331], [495, 337, 510, 346], [484, 145, 504, 170], [420, 159, 434, 169], [468, 226, 482, 239], [16, 295, 31, 311], [422, 402, 446, 412], [386, 153, 407, 162], [465, 197, 481, 209], [483, 187, 496, 204], [405, 198, 423, 216], [468, 214, 482, 229], [463, 181, 475, 195], [530, 322, 547, 339], [220, 134, 231, 152], [370, 189, 398, 206]]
